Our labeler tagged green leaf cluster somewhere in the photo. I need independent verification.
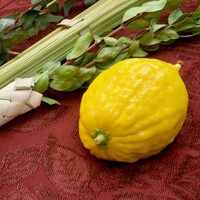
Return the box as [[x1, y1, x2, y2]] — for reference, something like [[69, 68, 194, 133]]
[[61, 1, 200, 95], [33, 59, 98, 104], [166, 6, 200, 37], [0, 1, 64, 66], [0, 0, 97, 66], [123, 0, 167, 22], [6, 0, 200, 106]]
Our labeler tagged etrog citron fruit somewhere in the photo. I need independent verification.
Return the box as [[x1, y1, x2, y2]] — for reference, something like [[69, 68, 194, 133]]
[[79, 58, 188, 163]]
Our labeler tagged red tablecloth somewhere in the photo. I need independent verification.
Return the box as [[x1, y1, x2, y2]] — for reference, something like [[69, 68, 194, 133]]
[[0, 0, 200, 199]]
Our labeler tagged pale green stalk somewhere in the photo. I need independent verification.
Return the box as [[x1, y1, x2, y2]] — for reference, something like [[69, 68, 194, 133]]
[[0, 0, 148, 89]]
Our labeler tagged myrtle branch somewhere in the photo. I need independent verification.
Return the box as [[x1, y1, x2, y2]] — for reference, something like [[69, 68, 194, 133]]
[[63, 13, 144, 66]]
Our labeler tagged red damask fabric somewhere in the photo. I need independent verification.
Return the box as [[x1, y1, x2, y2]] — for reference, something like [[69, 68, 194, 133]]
[[0, 0, 200, 199]]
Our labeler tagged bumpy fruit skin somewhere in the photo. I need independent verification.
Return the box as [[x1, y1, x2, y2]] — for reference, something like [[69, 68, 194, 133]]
[[79, 58, 188, 163]]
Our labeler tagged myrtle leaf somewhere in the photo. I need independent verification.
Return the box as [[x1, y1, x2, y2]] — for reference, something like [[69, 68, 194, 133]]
[[97, 52, 129, 70], [43, 12, 63, 23], [67, 31, 93, 60], [86, 67, 103, 84], [84, 0, 96, 7], [143, 44, 160, 52], [103, 37, 118, 46], [33, 71, 49, 94], [0, 45, 14, 59], [126, 19, 149, 30], [172, 13, 191, 24], [31, 0, 41, 5], [74, 55, 85, 66], [145, 10, 162, 22], [50, 78, 76, 91], [2, 12, 62, 48], [18, 10, 39, 28], [122, 0, 167, 23], [42, 96, 60, 105], [0, 50, 9, 66], [128, 41, 140, 55], [64, 0, 73, 17], [96, 46, 122, 62], [32, 12, 63, 32], [50, 65, 79, 80], [33, 6, 42, 11], [139, 29, 154, 45], [149, 18, 158, 26], [186, 24, 200, 33], [144, 38, 161, 45], [161, 39, 175, 45], [79, 53, 96, 67], [0, 12, 20, 33], [3, 28, 37, 48], [192, 5, 200, 17], [152, 24, 166, 32], [156, 29, 179, 41], [131, 47, 148, 57], [118, 36, 133, 46], [47, 1, 61, 12], [43, 61, 61, 75], [94, 35, 102, 43], [174, 17, 196, 32], [65, 80, 84, 92], [165, 0, 185, 10], [75, 66, 96, 81], [34, 15, 50, 31], [168, 8, 183, 25], [118, 37, 139, 54]]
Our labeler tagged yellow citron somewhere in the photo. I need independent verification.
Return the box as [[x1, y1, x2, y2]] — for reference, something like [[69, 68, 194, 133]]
[[79, 58, 188, 163]]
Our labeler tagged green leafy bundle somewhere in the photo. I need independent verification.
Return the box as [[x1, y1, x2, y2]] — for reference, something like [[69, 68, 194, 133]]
[[32, 0, 200, 105], [0, 0, 97, 66]]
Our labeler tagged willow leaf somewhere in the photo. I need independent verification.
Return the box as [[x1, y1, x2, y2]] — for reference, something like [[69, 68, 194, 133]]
[[0, 12, 19, 33], [84, 0, 97, 7], [64, 0, 73, 17]]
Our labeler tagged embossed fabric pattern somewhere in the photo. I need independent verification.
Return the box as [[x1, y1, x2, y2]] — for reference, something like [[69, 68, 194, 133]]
[[0, 1, 200, 199]]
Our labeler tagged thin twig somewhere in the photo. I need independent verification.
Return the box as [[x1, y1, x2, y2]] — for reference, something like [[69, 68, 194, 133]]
[[84, 59, 96, 68], [63, 59, 75, 66]]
